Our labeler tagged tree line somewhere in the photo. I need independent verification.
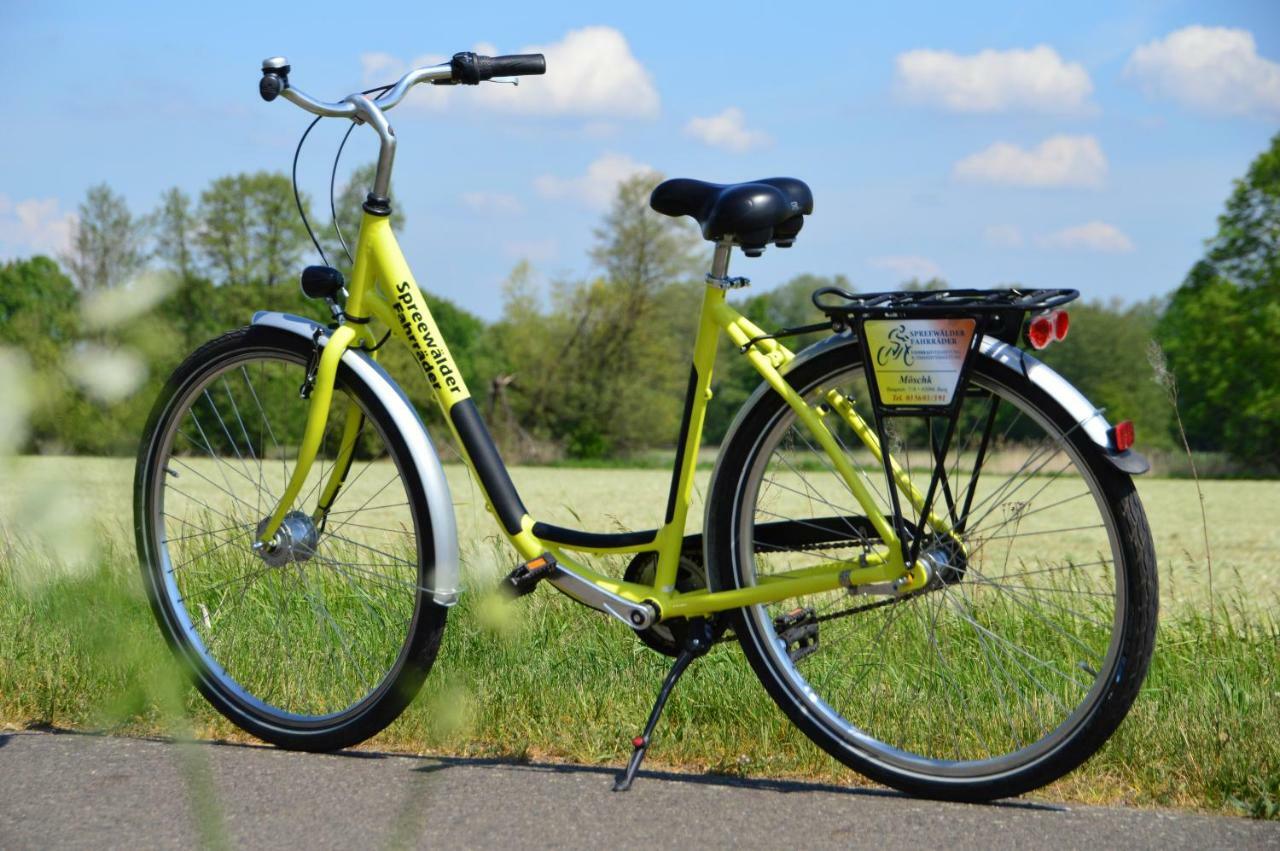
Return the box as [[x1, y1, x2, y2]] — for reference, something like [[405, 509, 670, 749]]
[[2, 134, 1277, 471]]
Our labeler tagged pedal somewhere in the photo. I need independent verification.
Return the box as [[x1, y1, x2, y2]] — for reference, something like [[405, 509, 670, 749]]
[[774, 607, 819, 663], [500, 553, 557, 597]]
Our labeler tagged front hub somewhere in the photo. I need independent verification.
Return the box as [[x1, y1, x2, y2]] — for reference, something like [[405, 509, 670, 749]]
[[254, 511, 320, 567]]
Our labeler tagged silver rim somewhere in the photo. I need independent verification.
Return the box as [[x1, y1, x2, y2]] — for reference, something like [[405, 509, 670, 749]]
[[145, 348, 425, 724], [734, 359, 1127, 781]]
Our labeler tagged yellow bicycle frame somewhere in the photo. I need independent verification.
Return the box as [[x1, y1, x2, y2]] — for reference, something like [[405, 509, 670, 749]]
[[257, 211, 954, 622]]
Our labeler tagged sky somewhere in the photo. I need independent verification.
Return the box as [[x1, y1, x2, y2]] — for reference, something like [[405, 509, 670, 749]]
[[1, 1, 1278, 319]]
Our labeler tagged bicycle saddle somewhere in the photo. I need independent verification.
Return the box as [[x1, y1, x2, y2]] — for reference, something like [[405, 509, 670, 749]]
[[649, 177, 813, 256]]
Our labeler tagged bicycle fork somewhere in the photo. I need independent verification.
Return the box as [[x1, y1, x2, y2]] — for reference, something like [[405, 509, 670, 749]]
[[255, 324, 366, 547]]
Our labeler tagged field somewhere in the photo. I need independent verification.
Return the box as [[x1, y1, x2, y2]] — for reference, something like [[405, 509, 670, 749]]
[[1, 456, 1278, 817]]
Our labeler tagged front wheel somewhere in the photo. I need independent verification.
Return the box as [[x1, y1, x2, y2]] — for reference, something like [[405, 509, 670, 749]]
[[706, 338, 1157, 801], [135, 325, 446, 751]]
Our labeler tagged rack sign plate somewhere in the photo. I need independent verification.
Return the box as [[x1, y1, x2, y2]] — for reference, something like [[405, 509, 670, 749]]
[[864, 318, 977, 407]]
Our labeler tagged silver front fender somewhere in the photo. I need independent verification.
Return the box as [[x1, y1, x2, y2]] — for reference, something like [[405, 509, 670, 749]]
[[252, 311, 460, 605]]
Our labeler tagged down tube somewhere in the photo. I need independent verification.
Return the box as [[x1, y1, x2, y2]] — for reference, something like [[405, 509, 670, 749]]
[[367, 221, 539, 549]]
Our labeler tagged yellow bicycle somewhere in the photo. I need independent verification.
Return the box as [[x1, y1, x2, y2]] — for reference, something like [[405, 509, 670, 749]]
[[134, 51, 1158, 801]]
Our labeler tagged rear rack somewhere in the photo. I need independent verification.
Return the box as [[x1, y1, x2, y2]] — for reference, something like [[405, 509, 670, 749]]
[[812, 287, 1078, 319]]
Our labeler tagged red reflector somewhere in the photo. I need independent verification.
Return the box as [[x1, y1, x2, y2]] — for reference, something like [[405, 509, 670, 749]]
[[1052, 309, 1070, 341], [1112, 420, 1135, 452], [632, 736, 646, 748], [1027, 314, 1054, 350]]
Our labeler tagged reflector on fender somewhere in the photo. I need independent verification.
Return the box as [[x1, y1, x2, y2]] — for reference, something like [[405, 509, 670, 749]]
[[1026, 310, 1069, 350], [1052, 309, 1069, 341], [1109, 420, 1135, 452], [1027, 314, 1054, 349]]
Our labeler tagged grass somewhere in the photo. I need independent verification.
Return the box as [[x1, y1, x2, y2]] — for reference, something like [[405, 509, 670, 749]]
[[1, 456, 1278, 818]]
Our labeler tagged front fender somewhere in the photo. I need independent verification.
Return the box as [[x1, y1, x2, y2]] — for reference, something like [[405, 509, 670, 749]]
[[779, 331, 1148, 474], [252, 311, 460, 605]]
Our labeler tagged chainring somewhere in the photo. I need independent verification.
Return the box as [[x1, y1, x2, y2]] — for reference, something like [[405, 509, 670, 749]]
[[623, 549, 707, 657]]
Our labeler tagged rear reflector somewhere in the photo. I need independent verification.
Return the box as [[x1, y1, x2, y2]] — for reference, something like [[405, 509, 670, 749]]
[[1026, 310, 1070, 350], [1110, 420, 1135, 452], [1027, 314, 1054, 349], [1052, 309, 1069, 341]]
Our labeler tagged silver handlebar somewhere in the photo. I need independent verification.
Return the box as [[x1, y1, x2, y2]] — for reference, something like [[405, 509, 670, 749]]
[[261, 56, 456, 199], [262, 56, 454, 119]]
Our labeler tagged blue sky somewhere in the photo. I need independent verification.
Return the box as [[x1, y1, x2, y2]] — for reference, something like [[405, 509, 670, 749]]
[[2, 0, 1277, 319]]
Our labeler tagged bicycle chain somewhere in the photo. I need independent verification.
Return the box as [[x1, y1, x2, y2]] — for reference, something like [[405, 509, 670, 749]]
[[709, 535, 922, 645]]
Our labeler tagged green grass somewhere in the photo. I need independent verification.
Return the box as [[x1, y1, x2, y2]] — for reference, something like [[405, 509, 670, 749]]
[[1, 456, 1278, 817]]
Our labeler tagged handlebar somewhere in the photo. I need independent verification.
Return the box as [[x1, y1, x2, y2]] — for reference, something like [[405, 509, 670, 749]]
[[257, 49, 546, 203], [258, 50, 546, 117]]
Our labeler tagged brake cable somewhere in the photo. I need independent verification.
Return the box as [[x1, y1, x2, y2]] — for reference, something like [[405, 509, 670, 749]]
[[289, 83, 396, 269]]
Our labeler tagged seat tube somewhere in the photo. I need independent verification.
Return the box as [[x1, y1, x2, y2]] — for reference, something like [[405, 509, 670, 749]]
[[653, 248, 731, 590]]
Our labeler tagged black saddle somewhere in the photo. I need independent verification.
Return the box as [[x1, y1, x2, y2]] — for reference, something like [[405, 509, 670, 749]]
[[649, 177, 813, 257]]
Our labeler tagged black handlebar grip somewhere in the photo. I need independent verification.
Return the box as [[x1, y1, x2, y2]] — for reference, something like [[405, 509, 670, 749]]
[[450, 52, 546, 84], [480, 53, 547, 79]]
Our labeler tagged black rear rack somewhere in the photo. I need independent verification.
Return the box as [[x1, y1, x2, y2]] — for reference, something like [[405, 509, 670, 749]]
[[813, 287, 1078, 319]]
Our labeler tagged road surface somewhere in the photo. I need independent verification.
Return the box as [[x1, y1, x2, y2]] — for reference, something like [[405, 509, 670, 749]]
[[0, 730, 1274, 849]]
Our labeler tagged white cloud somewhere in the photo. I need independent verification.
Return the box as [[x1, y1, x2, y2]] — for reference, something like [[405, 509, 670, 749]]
[[871, 255, 942, 281], [1037, 222, 1134, 253], [0, 194, 77, 259], [477, 27, 658, 118], [895, 45, 1094, 114], [953, 135, 1107, 189], [460, 191, 524, 215], [984, 224, 1023, 247], [684, 107, 771, 152], [363, 27, 659, 119], [1125, 25, 1280, 119], [534, 153, 653, 209], [583, 121, 621, 139], [503, 239, 558, 263]]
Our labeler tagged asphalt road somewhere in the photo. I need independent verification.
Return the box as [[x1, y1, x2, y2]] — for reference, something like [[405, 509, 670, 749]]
[[0, 730, 1275, 850]]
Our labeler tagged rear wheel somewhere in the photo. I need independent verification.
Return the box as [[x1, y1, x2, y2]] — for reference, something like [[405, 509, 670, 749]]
[[707, 338, 1157, 801], [135, 325, 446, 751]]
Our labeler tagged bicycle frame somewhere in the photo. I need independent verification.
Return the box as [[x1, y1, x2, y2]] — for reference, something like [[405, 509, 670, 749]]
[[256, 211, 954, 623]]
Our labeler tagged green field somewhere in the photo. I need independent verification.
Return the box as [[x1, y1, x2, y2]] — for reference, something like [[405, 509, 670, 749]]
[[1, 456, 1277, 817], [3, 455, 1275, 614]]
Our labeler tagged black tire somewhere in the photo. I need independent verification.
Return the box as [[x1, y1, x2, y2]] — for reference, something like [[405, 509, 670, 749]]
[[706, 337, 1157, 801], [135, 325, 447, 751]]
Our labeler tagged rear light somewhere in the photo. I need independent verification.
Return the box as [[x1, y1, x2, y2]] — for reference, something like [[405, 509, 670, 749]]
[[1027, 314, 1054, 349], [1052, 309, 1069, 341], [1026, 310, 1070, 350], [1110, 420, 1135, 452]]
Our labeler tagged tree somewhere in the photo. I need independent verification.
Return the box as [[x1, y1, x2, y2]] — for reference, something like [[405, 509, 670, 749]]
[[490, 173, 706, 457], [61, 183, 148, 290], [1204, 132, 1280, 290], [195, 172, 312, 286], [1039, 300, 1173, 451], [1156, 133, 1280, 469], [153, 187, 197, 278]]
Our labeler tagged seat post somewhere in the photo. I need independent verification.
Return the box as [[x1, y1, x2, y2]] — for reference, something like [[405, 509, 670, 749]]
[[706, 240, 750, 291], [708, 241, 733, 280]]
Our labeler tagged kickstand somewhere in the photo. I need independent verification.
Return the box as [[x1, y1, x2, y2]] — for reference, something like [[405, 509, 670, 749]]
[[613, 619, 714, 792]]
